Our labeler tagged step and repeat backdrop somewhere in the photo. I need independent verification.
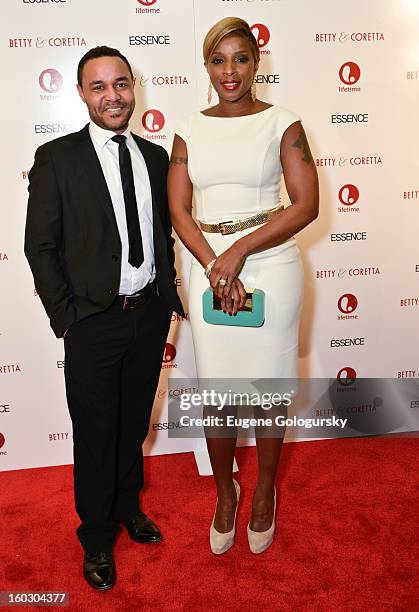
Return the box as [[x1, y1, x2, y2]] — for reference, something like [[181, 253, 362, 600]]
[[0, 0, 418, 470]]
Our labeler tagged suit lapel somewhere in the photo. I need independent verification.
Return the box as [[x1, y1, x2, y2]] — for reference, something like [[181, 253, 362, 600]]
[[131, 133, 166, 241], [75, 125, 118, 228], [74, 126, 166, 249]]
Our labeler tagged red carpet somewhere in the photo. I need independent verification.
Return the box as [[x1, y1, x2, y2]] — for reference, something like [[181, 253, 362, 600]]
[[1, 438, 418, 611]]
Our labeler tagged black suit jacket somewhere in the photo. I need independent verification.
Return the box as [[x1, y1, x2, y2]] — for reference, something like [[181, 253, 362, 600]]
[[24, 124, 184, 338]]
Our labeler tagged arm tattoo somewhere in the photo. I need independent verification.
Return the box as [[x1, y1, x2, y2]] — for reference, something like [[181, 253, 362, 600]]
[[170, 155, 188, 165], [291, 127, 313, 164]]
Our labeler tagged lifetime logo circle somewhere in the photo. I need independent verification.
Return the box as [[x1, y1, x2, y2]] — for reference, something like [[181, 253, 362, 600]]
[[163, 343, 176, 363], [337, 367, 357, 386], [39, 68, 63, 93], [338, 184, 359, 206], [0, 433, 5, 449], [137, 0, 158, 5], [339, 62, 361, 85], [250, 23, 270, 48], [338, 293, 358, 314], [142, 109, 165, 133]]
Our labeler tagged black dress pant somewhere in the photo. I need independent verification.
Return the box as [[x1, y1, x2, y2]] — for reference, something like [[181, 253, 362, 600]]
[[63, 288, 171, 552]]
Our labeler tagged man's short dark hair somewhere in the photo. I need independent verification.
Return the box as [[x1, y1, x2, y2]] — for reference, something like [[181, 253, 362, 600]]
[[77, 46, 134, 86]]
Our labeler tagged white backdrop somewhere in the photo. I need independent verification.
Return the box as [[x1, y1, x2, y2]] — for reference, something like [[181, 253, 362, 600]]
[[1, 0, 418, 470]]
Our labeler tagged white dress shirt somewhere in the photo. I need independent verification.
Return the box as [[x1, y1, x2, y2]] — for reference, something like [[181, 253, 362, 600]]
[[89, 121, 155, 295]]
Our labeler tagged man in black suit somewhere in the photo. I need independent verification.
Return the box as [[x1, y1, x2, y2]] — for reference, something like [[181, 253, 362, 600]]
[[24, 46, 183, 590]]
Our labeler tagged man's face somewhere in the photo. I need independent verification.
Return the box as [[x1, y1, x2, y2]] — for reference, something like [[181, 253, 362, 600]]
[[77, 56, 135, 133]]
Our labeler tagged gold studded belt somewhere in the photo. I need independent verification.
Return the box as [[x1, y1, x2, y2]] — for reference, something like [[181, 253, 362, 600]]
[[198, 206, 283, 235]]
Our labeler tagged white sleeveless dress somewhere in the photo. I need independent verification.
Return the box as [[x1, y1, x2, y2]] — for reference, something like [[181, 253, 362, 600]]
[[175, 105, 304, 378]]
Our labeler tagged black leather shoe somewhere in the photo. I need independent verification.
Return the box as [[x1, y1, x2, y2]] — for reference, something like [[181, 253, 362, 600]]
[[123, 512, 162, 543], [83, 552, 116, 590]]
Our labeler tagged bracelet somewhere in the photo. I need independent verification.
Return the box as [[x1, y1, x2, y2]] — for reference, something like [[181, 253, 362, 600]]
[[204, 258, 216, 279]]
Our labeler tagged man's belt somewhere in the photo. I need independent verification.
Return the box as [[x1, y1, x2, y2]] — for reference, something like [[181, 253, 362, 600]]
[[115, 280, 156, 310], [198, 205, 284, 235]]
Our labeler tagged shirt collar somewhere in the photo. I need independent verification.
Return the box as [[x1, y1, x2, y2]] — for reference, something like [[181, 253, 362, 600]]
[[89, 121, 132, 149]]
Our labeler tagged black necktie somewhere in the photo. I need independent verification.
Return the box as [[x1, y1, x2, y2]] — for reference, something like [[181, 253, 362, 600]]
[[111, 135, 144, 268]]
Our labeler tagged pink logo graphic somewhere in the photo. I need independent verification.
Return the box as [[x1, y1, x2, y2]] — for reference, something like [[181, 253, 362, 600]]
[[250, 23, 271, 48], [338, 293, 358, 314], [137, 0, 158, 5], [142, 109, 165, 133], [337, 367, 357, 386], [339, 62, 361, 85], [338, 184, 360, 206], [163, 343, 176, 363], [39, 68, 63, 93], [0, 433, 5, 449]]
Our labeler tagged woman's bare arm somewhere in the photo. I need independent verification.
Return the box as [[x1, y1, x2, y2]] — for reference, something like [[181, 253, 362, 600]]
[[167, 134, 215, 268]]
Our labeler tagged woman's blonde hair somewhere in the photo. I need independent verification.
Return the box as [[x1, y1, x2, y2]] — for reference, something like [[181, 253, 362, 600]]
[[203, 17, 260, 65]]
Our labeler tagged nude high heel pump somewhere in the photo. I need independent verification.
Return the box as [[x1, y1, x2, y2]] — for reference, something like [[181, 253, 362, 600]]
[[210, 479, 240, 555], [247, 487, 276, 554]]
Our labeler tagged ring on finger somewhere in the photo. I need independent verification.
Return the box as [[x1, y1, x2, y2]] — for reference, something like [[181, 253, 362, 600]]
[[218, 278, 227, 287]]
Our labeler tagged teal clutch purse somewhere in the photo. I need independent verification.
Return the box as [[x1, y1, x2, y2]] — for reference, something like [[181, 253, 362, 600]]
[[202, 288, 265, 327]]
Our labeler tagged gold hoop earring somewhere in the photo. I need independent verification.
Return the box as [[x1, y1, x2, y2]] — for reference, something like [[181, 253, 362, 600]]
[[251, 81, 257, 102], [207, 81, 213, 105]]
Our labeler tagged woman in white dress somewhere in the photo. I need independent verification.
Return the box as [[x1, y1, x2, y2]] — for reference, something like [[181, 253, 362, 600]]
[[168, 17, 319, 554]]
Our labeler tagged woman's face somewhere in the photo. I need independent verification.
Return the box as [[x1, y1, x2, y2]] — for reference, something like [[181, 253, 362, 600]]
[[206, 33, 258, 103]]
